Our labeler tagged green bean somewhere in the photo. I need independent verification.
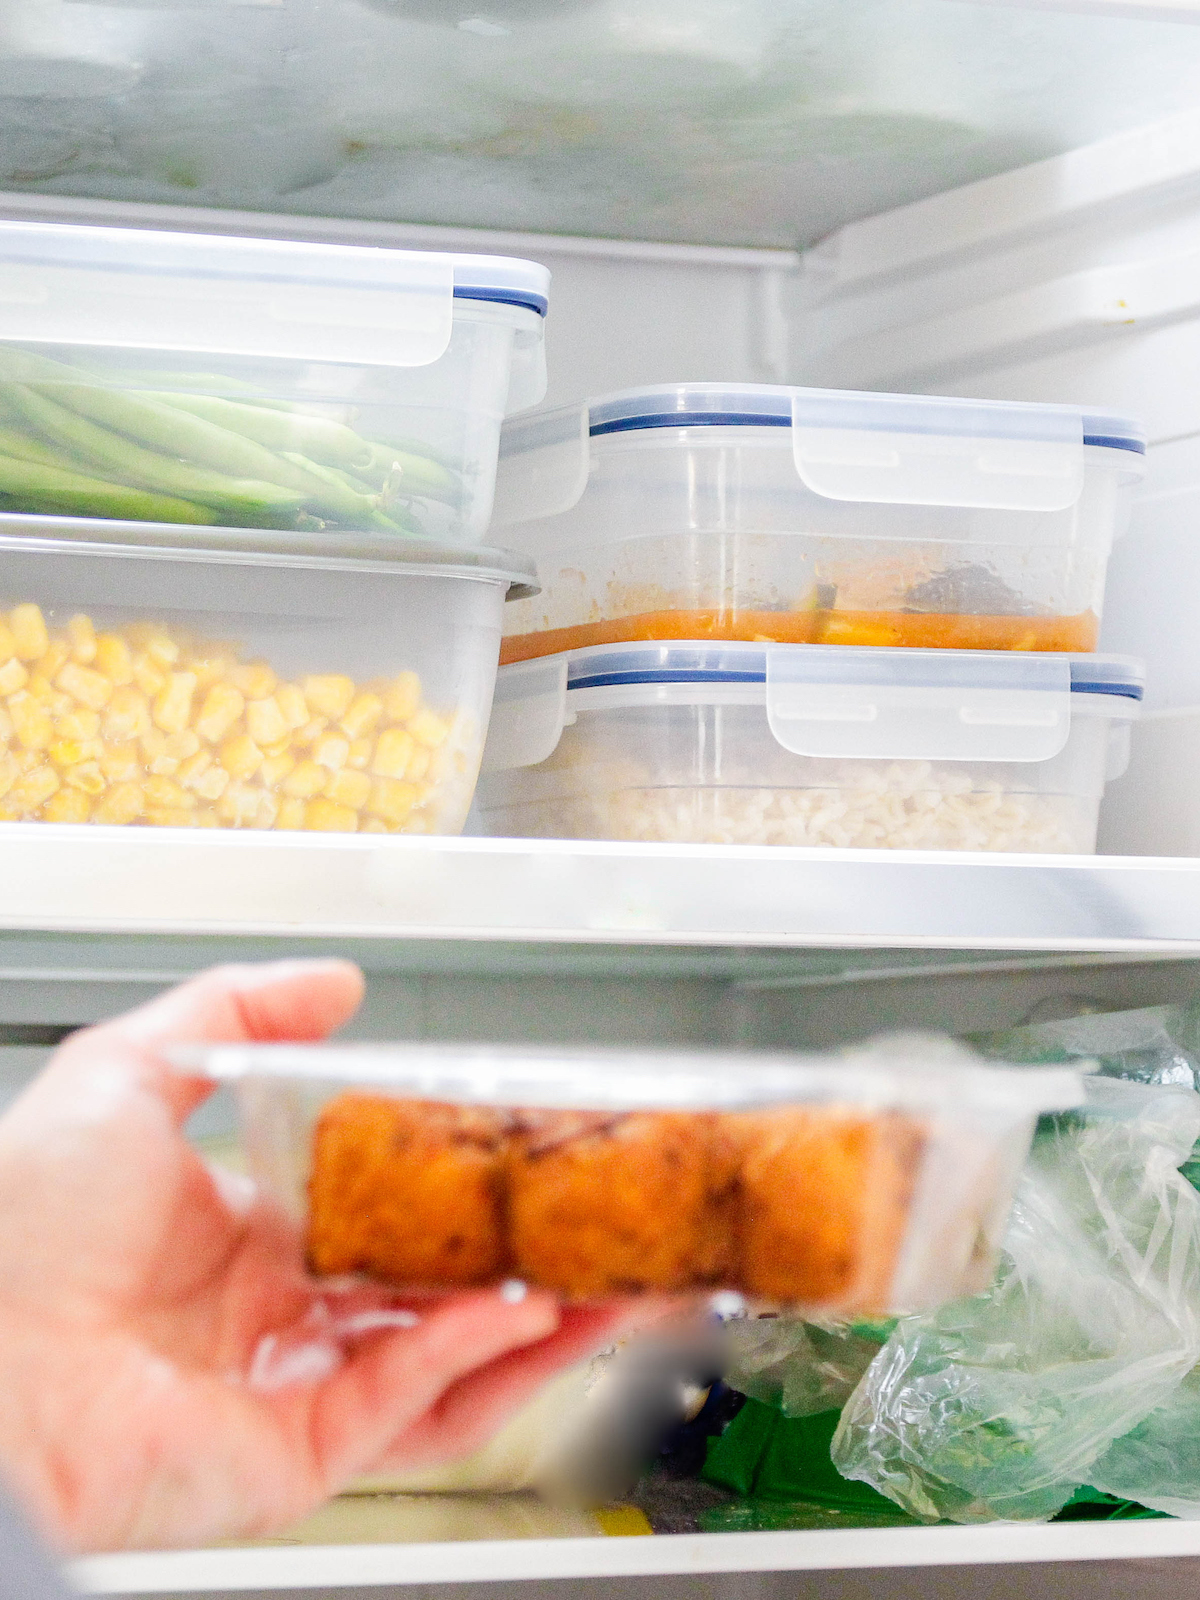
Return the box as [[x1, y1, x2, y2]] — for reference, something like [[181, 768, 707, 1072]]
[[0, 423, 81, 471], [146, 392, 374, 471], [362, 443, 460, 504], [0, 450, 218, 524], [275, 452, 381, 522], [9, 388, 307, 521]]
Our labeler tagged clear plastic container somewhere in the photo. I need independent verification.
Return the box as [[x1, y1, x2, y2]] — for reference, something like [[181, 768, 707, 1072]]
[[0, 517, 534, 833], [0, 220, 549, 542], [477, 642, 1142, 853], [492, 384, 1146, 663], [182, 1035, 1082, 1312]]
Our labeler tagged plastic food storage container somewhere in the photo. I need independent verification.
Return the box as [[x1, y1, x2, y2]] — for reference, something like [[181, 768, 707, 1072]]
[[0, 516, 534, 833], [492, 384, 1145, 663], [0, 220, 549, 542], [477, 642, 1142, 853], [183, 1035, 1082, 1311]]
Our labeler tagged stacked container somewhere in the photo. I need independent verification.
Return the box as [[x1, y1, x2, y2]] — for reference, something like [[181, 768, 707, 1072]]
[[0, 220, 548, 835], [480, 382, 1146, 853]]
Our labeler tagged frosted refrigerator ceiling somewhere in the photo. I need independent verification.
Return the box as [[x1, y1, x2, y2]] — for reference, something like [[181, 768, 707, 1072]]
[[6, 0, 1200, 246]]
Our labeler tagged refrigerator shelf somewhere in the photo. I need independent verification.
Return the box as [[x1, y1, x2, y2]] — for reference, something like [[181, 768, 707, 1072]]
[[71, 1516, 1200, 1596], [0, 826, 1196, 952]]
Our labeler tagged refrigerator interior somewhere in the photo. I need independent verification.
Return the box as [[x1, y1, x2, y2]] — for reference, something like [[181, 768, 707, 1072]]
[[7, 0, 1200, 1593]]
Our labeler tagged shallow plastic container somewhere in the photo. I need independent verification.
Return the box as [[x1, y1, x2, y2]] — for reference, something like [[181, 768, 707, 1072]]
[[492, 384, 1145, 664], [0, 220, 549, 542], [183, 1035, 1082, 1312], [477, 642, 1142, 854], [0, 515, 534, 834]]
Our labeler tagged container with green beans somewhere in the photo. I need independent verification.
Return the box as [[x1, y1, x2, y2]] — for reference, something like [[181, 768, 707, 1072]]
[[0, 221, 551, 541]]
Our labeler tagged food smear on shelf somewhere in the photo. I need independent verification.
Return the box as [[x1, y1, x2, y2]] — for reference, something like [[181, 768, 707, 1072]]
[[0, 347, 458, 535], [306, 1091, 928, 1310], [500, 607, 1099, 664], [0, 603, 472, 832]]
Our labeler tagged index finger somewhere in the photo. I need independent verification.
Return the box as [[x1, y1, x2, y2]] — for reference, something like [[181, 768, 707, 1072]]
[[52, 960, 365, 1125]]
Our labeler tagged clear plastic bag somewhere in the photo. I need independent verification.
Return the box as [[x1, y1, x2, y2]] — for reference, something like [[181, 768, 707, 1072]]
[[724, 1317, 894, 1419], [831, 1078, 1200, 1522], [973, 996, 1200, 1090]]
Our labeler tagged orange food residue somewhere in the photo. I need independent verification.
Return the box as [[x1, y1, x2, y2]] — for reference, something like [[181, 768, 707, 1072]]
[[500, 608, 1099, 665]]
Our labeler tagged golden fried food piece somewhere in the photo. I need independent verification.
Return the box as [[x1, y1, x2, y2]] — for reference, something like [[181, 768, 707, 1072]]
[[734, 1107, 925, 1310], [506, 1110, 731, 1297], [308, 1093, 509, 1287]]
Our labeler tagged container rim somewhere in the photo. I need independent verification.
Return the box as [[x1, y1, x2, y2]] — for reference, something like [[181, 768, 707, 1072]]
[[0, 515, 540, 599], [504, 382, 1145, 456], [171, 1036, 1084, 1115], [537, 642, 1146, 701]]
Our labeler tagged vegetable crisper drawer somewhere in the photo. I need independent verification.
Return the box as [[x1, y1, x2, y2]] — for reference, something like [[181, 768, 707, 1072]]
[[0, 220, 549, 542], [493, 383, 1145, 663], [0, 523, 533, 834]]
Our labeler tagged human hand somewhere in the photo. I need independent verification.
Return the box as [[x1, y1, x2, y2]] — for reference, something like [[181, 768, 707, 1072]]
[[0, 960, 634, 1554]]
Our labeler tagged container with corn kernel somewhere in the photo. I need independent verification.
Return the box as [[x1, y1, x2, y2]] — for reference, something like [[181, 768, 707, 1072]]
[[0, 520, 535, 834]]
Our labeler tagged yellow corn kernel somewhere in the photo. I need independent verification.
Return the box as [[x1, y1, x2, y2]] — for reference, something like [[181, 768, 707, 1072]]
[[145, 808, 197, 828], [280, 759, 327, 799], [8, 692, 52, 751], [187, 652, 236, 694], [193, 766, 230, 802], [366, 777, 418, 826], [0, 753, 15, 799], [132, 653, 167, 698], [38, 641, 70, 681], [250, 790, 279, 830], [144, 776, 195, 809], [140, 630, 180, 670], [0, 625, 13, 662], [0, 658, 27, 696], [371, 728, 413, 779], [275, 682, 309, 730], [56, 661, 113, 712], [0, 707, 11, 743], [164, 730, 200, 761], [277, 797, 306, 831], [260, 751, 296, 789], [102, 685, 151, 742], [261, 736, 292, 760], [43, 788, 90, 824], [383, 671, 421, 722], [360, 817, 389, 834], [56, 708, 100, 743], [99, 744, 141, 784], [11, 764, 59, 811], [193, 809, 220, 829], [67, 614, 97, 664], [195, 683, 244, 745], [406, 747, 430, 783], [29, 680, 72, 717], [219, 733, 263, 780], [63, 761, 105, 796], [10, 604, 48, 662], [303, 798, 358, 832], [312, 731, 350, 772], [94, 634, 134, 686], [49, 740, 101, 768], [340, 692, 384, 740], [245, 695, 287, 748], [408, 707, 448, 749], [216, 782, 262, 827], [177, 749, 213, 788], [229, 661, 277, 700], [12, 747, 39, 774], [93, 782, 143, 825], [302, 674, 354, 721], [153, 671, 197, 735], [348, 737, 372, 770], [324, 767, 371, 810], [295, 717, 327, 748]]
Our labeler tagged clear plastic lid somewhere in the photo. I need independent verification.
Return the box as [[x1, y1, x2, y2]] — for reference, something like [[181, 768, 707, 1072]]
[[483, 644, 1144, 770], [178, 1035, 1084, 1116], [494, 383, 1145, 524], [0, 220, 549, 368]]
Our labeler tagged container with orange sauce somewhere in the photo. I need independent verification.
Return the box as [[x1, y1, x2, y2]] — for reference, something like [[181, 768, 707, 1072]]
[[491, 384, 1144, 665]]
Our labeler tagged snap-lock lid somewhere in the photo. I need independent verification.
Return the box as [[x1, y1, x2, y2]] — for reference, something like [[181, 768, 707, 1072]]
[[480, 641, 1143, 772], [0, 220, 548, 372], [491, 382, 1145, 525]]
